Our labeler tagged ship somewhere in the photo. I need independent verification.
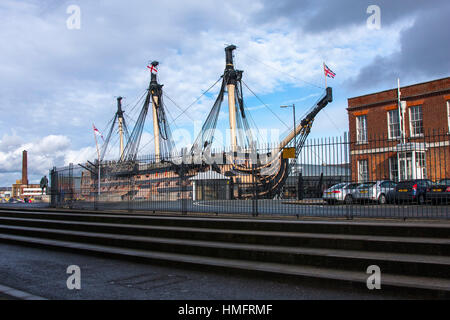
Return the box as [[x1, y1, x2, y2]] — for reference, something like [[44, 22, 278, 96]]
[[78, 45, 333, 202]]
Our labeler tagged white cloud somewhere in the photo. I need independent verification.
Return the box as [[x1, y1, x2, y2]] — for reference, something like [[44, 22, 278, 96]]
[[0, 0, 445, 186], [0, 134, 97, 185]]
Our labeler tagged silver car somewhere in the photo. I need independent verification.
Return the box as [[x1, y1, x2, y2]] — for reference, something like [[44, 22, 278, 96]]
[[354, 180, 397, 204], [323, 182, 361, 204]]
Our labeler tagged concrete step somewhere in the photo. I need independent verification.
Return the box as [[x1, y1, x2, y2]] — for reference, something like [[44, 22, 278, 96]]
[[0, 223, 449, 279], [0, 209, 449, 238], [0, 216, 449, 256], [0, 232, 448, 297]]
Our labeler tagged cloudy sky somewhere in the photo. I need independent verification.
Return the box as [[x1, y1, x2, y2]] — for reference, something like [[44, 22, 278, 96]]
[[0, 0, 448, 186]]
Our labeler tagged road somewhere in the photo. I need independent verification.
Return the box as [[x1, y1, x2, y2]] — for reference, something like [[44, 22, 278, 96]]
[[0, 242, 424, 300], [12, 199, 447, 219]]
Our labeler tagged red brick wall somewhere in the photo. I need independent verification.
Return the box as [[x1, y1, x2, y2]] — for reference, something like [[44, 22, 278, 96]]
[[347, 77, 450, 182]]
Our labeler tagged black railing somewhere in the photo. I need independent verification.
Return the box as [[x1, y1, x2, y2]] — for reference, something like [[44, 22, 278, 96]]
[[49, 131, 450, 219]]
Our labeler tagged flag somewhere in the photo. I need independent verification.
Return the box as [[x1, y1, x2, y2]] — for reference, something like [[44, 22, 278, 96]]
[[324, 63, 336, 78], [147, 64, 158, 73], [93, 124, 104, 141]]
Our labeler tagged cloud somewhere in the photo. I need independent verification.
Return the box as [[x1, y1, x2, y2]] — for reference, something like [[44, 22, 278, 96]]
[[0, 0, 448, 186], [347, 5, 450, 90], [254, 0, 448, 33], [0, 134, 95, 185]]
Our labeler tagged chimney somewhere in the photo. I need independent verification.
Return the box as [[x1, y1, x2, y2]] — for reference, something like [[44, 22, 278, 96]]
[[22, 150, 28, 185]]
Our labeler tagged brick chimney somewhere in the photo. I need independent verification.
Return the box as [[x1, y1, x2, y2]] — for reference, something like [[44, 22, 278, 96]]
[[22, 150, 28, 185]]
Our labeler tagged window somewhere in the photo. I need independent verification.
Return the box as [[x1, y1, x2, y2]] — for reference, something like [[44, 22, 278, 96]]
[[356, 115, 367, 143], [387, 110, 401, 139], [409, 106, 423, 137], [389, 157, 398, 182], [415, 152, 426, 167], [358, 159, 369, 183], [399, 152, 413, 181]]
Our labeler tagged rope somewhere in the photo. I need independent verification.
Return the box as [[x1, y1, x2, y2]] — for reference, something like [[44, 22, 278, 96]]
[[240, 52, 325, 90], [242, 80, 291, 130]]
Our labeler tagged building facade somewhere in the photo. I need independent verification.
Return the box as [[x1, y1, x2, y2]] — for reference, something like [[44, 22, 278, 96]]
[[347, 77, 450, 183]]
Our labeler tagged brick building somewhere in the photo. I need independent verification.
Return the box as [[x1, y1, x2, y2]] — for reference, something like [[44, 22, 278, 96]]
[[347, 77, 450, 183]]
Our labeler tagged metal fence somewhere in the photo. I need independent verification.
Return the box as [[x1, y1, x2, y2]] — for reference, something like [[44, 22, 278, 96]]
[[49, 131, 450, 219]]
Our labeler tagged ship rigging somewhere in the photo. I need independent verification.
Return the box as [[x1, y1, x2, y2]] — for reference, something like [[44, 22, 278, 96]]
[[84, 45, 333, 199]]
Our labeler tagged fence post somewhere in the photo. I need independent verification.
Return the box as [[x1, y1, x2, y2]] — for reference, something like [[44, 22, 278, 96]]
[[181, 163, 187, 215], [344, 132, 353, 220], [93, 162, 98, 211], [252, 164, 258, 217], [297, 170, 304, 201], [50, 167, 57, 208], [128, 170, 132, 212]]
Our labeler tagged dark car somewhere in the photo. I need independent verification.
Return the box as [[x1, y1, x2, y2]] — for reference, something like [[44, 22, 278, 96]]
[[390, 179, 433, 205], [427, 179, 450, 205]]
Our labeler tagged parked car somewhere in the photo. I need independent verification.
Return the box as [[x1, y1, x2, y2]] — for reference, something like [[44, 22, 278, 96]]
[[353, 180, 397, 204], [389, 179, 433, 205], [427, 178, 450, 205], [323, 182, 361, 204]]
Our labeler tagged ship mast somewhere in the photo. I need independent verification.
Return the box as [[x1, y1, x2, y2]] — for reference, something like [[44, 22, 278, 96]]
[[116, 97, 125, 161], [225, 45, 238, 151], [149, 61, 162, 162]]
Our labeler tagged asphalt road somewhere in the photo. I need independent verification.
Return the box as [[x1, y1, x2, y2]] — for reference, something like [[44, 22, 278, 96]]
[[28, 200, 450, 219], [1, 200, 449, 219], [0, 242, 424, 300]]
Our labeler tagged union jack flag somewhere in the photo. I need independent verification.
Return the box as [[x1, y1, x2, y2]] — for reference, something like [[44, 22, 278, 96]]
[[324, 63, 336, 78]]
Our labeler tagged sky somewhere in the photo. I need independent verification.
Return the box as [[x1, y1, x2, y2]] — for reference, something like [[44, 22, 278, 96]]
[[0, 0, 449, 186]]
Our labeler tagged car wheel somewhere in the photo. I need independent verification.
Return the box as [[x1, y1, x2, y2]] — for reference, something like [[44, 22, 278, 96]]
[[417, 194, 425, 205], [344, 195, 353, 205], [378, 194, 386, 205]]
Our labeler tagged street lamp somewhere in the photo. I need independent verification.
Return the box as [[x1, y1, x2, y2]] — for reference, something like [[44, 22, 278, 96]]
[[281, 104, 298, 200], [280, 104, 297, 159]]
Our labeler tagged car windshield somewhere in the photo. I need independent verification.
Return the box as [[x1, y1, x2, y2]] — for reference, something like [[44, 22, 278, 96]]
[[357, 182, 375, 188], [438, 179, 450, 185], [397, 181, 418, 188], [330, 183, 347, 190]]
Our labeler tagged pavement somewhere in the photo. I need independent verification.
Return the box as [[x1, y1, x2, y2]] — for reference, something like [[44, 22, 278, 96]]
[[0, 242, 428, 300]]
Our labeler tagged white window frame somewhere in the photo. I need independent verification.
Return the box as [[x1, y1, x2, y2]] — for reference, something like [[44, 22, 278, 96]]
[[415, 151, 426, 168], [356, 115, 368, 144], [358, 159, 369, 183], [389, 157, 399, 182], [387, 110, 401, 139], [409, 105, 423, 137]]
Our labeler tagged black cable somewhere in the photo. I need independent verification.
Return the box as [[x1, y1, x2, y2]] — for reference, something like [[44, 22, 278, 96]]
[[170, 77, 223, 124], [240, 52, 325, 90], [163, 92, 195, 122], [242, 80, 291, 130], [140, 77, 223, 153]]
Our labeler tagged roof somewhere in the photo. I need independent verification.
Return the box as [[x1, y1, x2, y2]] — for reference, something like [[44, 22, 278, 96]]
[[189, 170, 230, 181], [347, 77, 450, 110], [348, 77, 450, 101]]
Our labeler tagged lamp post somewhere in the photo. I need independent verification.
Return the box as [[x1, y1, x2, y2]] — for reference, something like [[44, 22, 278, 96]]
[[280, 104, 296, 158], [281, 104, 297, 199]]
